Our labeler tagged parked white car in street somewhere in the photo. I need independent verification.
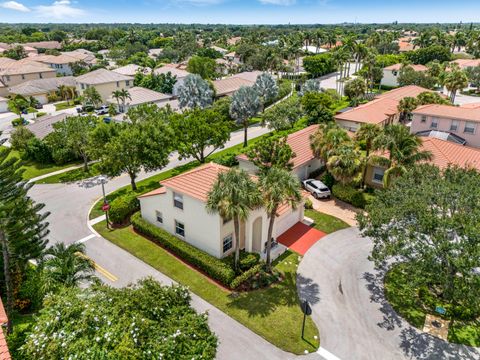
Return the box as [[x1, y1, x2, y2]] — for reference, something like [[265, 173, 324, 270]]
[[302, 179, 331, 199]]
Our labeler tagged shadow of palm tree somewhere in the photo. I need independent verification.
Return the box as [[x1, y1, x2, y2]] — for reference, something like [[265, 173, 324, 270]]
[[296, 274, 320, 306]]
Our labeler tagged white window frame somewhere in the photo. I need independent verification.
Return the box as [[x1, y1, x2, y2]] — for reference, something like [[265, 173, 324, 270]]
[[450, 120, 459, 132], [464, 121, 477, 134], [223, 234, 233, 254], [372, 167, 385, 184], [421, 115, 427, 123], [155, 210, 163, 224], [173, 192, 183, 210], [430, 117, 438, 129], [175, 220, 185, 238]]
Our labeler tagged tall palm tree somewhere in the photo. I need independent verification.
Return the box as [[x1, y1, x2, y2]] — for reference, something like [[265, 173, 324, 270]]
[[443, 64, 469, 103], [259, 168, 301, 270], [230, 86, 261, 147], [327, 142, 363, 185], [119, 89, 132, 112], [397, 96, 418, 123], [310, 124, 350, 163], [355, 123, 382, 188], [206, 169, 262, 270], [112, 90, 123, 112], [371, 124, 433, 187], [42, 242, 95, 292]]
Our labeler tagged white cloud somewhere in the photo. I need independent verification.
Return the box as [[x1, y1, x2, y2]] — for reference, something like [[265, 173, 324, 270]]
[[258, 0, 296, 5], [0, 1, 30, 12], [169, 0, 224, 6], [35, 0, 86, 19]]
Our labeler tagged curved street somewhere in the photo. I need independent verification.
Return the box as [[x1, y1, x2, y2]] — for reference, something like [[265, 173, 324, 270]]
[[297, 227, 480, 360]]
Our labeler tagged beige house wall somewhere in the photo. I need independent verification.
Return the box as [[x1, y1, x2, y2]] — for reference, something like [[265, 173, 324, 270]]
[[77, 80, 133, 102], [0, 70, 56, 89]]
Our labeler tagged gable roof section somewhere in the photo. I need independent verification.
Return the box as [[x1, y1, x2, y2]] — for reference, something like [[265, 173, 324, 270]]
[[113, 64, 151, 76], [413, 104, 480, 122], [27, 113, 69, 139], [76, 68, 133, 85], [421, 137, 480, 171], [0, 59, 54, 76], [153, 64, 190, 78], [213, 77, 254, 96], [335, 98, 399, 125], [107, 86, 172, 106], [375, 85, 432, 101], [9, 76, 76, 96], [384, 63, 428, 72]]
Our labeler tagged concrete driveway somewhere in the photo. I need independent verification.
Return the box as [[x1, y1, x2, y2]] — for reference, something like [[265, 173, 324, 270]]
[[308, 195, 360, 227], [297, 227, 480, 360]]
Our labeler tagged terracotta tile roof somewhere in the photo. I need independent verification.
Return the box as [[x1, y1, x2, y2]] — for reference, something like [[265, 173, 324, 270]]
[[335, 98, 399, 125], [0, 297, 11, 360], [451, 59, 480, 69], [160, 162, 230, 202], [24, 41, 61, 49], [213, 77, 254, 96], [375, 85, 433, 101], [154, 64, 190, 78], [232, 71, 262, 83], [76, 68, 133, 85], [460, 102, 480, 109], [138, 187, 167, 198], [421, 137, 480, 171], [384, 63, 428, 72], [9, 76, 76, 96], [113, 64, 151, 77], [0, 59, 54, 76], [31, 54, 79, 65], [107, 86, 172, 106], [413, 104, 480, 122], [237, 125, 320, 169], [398, 41, 415, 52]]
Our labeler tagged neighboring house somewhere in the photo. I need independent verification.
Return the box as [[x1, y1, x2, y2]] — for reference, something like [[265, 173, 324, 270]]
[[0, 58, 56, 97], [210, 45, 229, 55], [381, 63, 428, 87], [450, 59, 480, 70], [148, 48, 163, 59], [24, 41, 62, 50], [75, 68, 134, 102], [106, 86, 173, 113], [411, 103, 480, 148], [212, 71, 262, 97], [334, 85, 434, 132], [224, 52, 242, 65], [0, 97, 8, 113], [153, 64, 190, 96], [397, 40, 415, 52], [366, 137, 480, 188], [8, 76, 76, 105], [0, 42, 38, 56], [112, 64, 151, 77], [237, 125, 323, 180], [227, 37, 242, 46], [62, 50, 97, 66], [28, 54, 79, 76], [0, 296, 11, 360], [138, 162, 304, 259], [26, 113, 69, 139]]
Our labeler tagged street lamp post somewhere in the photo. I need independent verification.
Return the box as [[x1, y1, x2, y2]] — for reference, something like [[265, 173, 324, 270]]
[[99, 176, 110, 229]]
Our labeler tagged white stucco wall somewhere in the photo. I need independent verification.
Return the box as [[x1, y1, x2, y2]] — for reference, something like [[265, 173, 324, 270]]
[[335, 119, 361, 132], [380, 69, 399, 87], [0, 100, 8, 113]]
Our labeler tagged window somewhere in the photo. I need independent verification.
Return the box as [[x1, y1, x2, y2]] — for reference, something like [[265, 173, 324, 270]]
[[126, 80, 130, 86], [372, 167, 384, 184], [5, 75, 10, 82], [21, 74, 25, 80], [223, 234, 233, 253], [39, 73, 43, 79], [173, 192, 183, 210], [392, 71, 398, 76], [155, 210, 163, 224], [450, 120, 459, 132], [175, 221, 185, 237], [116, 81, 120, 87], [430, 118, 438, 129], [81, 83, 85, 90], [464, 121, 477, 134], [421, 115, 427, 123]]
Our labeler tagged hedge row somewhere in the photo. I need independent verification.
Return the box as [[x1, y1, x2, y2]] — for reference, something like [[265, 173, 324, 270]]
[[230, 264, 263, 289], [131, 212, 236, 287], [332, 184, 374, 209], [109, 192, 140, 224]]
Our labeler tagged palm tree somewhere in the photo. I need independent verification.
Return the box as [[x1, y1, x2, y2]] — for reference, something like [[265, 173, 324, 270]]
[[230, 86, 262, 147], [327, 142, 363, 185], [83, 86, 102, 108], [258, 168, 302, 270], [253, 73, 278, 108], [310, 124, 350, 163], [112, 90, 123, 112], [344, 77, 367, 107], [177, 74, 213, 109], [119, 89, 132, 112], [42, 242, 95, 292], [206, 168, 262, 270], [397, 96, 418, 123], [443, 64, 469, 103], [371, 124, 433, 187], [355, 123, 382, 188]]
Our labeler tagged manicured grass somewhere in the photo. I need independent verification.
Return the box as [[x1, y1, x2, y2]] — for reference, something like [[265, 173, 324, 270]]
[[304, 209, 350, 234], [2, 147, 79, 180], [54, 102, 76, 111], [94, 221, 320, 354], [384, 264, 480, 347], [36, 162, 101, 184]]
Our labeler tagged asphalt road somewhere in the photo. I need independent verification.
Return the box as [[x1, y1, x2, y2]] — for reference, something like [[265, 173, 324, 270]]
[[297, 227, 480, 360]]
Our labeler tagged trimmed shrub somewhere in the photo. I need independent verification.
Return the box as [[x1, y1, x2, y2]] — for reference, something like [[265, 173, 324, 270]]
[[332, 184, 368, 209], [304, 198, 313, 209], [230, 264, 263, 289], [213, 152, 239, 167], [24, 138, 52, 164], [131, 212, 236, 286], [109, 192, 140, 224], [320, 171, 335, 188], [223, 250, 260, 272]]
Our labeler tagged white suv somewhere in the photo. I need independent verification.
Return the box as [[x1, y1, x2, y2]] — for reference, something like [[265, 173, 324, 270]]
[[302, 179, 331, 199]]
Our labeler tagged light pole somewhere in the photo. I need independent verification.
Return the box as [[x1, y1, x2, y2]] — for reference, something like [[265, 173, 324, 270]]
[[99, 176, 110, 229]]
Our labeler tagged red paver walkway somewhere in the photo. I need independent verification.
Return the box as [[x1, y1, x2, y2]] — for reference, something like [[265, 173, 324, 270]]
[[277, 222, 326, 255]]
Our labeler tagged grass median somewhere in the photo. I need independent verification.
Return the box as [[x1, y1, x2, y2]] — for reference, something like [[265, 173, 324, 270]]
[[94, 221, 320, 354], [304, 209, 350, 234]]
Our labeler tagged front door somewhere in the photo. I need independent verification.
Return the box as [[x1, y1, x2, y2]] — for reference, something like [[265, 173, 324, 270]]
[[252, 217, 263, 253]]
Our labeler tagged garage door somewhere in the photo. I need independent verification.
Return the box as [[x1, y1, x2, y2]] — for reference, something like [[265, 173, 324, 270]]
[[275, 207, 302, 238]]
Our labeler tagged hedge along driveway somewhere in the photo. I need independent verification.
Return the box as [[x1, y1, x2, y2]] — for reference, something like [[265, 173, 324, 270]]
[[94, 221, 320, 355]]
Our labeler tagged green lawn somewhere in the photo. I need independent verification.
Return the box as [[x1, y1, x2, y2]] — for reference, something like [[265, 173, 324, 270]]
[[2, 147, 80, 180], [35, 162, 101, 184], [94, 222, 320, 354], [54, 102, 76, 111], [304, 209, 350, 234], [384, 264, 480, 347]]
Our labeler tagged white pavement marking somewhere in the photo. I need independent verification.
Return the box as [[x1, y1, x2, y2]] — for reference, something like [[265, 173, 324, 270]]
[[75, 233, 96, 244], [88, 215, 106, 226], [317, 347, 342, 360]]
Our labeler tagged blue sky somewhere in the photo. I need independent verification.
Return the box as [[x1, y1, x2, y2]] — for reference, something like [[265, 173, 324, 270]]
[[0, 0, 479, 24]]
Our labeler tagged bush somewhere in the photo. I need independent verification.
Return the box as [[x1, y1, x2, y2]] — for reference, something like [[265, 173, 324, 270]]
[[109, 192, 140, 224], [213, 152, 239, 167], [11, 118, 25, 127], [320, 171, 335, 188], [332, 184, 368, 209], [230, 264, 263, 289], [10, 126, 34, 151], [131, 212, 236, 287], [233, 251, 260, 271], [24, 138, 52, 164], [304, 198, 313, 209]]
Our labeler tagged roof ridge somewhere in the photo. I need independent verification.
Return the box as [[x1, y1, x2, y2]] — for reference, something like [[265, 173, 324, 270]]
[[160, 162, 229, 185]]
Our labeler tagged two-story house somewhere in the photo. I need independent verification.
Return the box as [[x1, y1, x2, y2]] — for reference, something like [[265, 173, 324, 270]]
[[380, 63, 428, 87], [153, 64, 190, 96], [411, 103, 480, 148], [75, 68, 134, 102], [138, 163, 304, 259]]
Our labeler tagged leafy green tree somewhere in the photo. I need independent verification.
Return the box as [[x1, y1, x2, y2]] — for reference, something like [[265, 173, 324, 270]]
[[21, 278, 218, 359], [134, 71, 177, 94], [206, 168, 261, 270], [344, 77, 367, 106], [301, 91, 334, 124], [170, 108, 231, 163], [358, 165, 480, 312], [230, 86, 261, 147], [253, 73, 278, 106], [416, 91, 451, 105], [303, 53, 335, 77], [246, 136, 296, 173], [355, 123, 382, 187], [187, 55, 217, 79], [42, 242, 95, 293], [0, 147, 49, 333], [178, 74, 213, 109], [371, 124, 432, 187], [7, 95, 29, 121], [10, 126, 35, 152], [99, 105, 173, 190], [397, 66, 437, 89], [261, 96, 300, 131], [3, 45, 27, 60], [405, 45, 452, 65], [82, 86, 103, 108], [258, 168, 302, 269]]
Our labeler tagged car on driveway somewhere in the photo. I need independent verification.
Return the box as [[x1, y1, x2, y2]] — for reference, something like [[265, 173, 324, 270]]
[[95, 105, 109, 116], [302, 179, 331, 199]]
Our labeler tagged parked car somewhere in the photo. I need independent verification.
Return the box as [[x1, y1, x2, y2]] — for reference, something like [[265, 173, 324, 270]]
[[302, 179, 331, 199], [77, 105, 95, 113], [103, 117, 111, 124], [95, 105, 109, 116]]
